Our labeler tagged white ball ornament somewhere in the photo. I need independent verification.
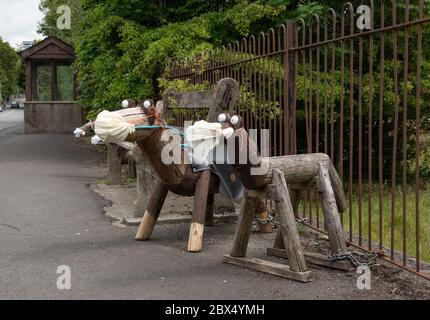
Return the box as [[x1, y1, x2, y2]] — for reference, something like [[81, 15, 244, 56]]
[[121, 100, 129, 109], [218, 113, 227, 123], [230, 115, 239, 126]]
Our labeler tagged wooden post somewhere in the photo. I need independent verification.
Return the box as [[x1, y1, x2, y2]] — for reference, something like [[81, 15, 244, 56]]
[[205, 194, 215, 226], [135, 181, 168, 240], [316, 164, 348, 255], [128, 156, 136, 179], [270, 168, 308, 272], [187, 170, 211, 252], [206, 78, 239, 122], [107, 143, 122, 185], [255, 199, 272, 233], [230, 193, 258, 257], [132, 146, 155, 218]]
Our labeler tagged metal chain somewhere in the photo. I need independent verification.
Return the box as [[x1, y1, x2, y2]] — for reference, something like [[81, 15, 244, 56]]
[[255, 214, 377, 268], [296, 217, 310, 225], [255, 214, 279, 226], [329, 251, 378, 268], [255, 215, 310, 227]]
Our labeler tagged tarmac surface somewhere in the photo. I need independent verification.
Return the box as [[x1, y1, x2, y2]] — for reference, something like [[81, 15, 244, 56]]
[[1, 108, 429, 299]]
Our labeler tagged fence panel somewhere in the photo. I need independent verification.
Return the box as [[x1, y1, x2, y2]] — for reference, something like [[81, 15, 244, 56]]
[[167, 0, 430, 280]]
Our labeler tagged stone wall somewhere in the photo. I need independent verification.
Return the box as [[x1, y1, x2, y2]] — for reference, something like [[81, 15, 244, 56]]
[[24, 101, 83, 134]]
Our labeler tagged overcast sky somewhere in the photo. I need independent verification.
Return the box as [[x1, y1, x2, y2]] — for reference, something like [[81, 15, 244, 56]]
[[0, 0, 44, 48]]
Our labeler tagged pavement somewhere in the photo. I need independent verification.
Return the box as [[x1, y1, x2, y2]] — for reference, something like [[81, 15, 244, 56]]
[[91, 183, 238, 227], [0, 108, 24, 142], [1, 108, 429, 300]]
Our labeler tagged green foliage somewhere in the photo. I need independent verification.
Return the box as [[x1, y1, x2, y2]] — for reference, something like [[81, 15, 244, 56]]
[[0, 38, 20, 102], [38, 0, 82, 44], [63, 0, 289, 119]]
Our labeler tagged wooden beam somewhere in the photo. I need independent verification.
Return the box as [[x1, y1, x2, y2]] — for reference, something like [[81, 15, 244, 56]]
[[25, 61, 32, 101], [273, 188, 301, 249], [223, 255, 314, 283], [300, 153, 347, 213], [266, 248, 354, 271], [316, 164, 348, 255], [270, 168, 308, 272], [51, 61, 56, 101]]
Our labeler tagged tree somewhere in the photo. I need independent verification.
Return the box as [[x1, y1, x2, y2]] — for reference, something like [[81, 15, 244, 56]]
[[38, 0, 82, 44], [0, 38, 19, 102]]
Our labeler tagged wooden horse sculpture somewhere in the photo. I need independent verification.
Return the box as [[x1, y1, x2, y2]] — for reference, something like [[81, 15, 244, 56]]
[[77, 79, 271, 252], [212, 113, 351, 281]]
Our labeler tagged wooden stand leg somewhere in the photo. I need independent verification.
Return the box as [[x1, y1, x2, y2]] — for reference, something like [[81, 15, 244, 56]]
[[107, 143, 122, 185], [230, 193, 258, 257], [256, 199, 272, 233], [205, 194, 215, 226], [135, 182, 168, 240], [187, 170, 211, 252], [266, 248, 355, 271], [128, 156, 136, 179], [133, 146, 155, 218], [224, 178, 314, 282], [274, 189, 300, 249], [317, 164, 348, 255], [271, 168, 308, 272]]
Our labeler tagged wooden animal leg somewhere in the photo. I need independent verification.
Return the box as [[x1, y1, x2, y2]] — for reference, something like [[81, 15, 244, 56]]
[[187, 170, 211, 252], [274, 188, 301, 249], [107, 143, 122, 185], [317, 164, 348, 255], [128, 156, 136, 179], [230, 192, 258, 257], [204, 194, 215, 226], [271, 169, 308, 272], [135, 181, 168, 240]]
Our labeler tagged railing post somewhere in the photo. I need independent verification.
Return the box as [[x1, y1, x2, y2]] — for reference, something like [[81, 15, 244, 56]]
[[285, 20, 297, 155]]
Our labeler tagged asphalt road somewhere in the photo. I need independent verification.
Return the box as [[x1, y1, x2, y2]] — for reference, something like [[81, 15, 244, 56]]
[[0, 108, 24, 141], [0, 109, 427, 300]]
